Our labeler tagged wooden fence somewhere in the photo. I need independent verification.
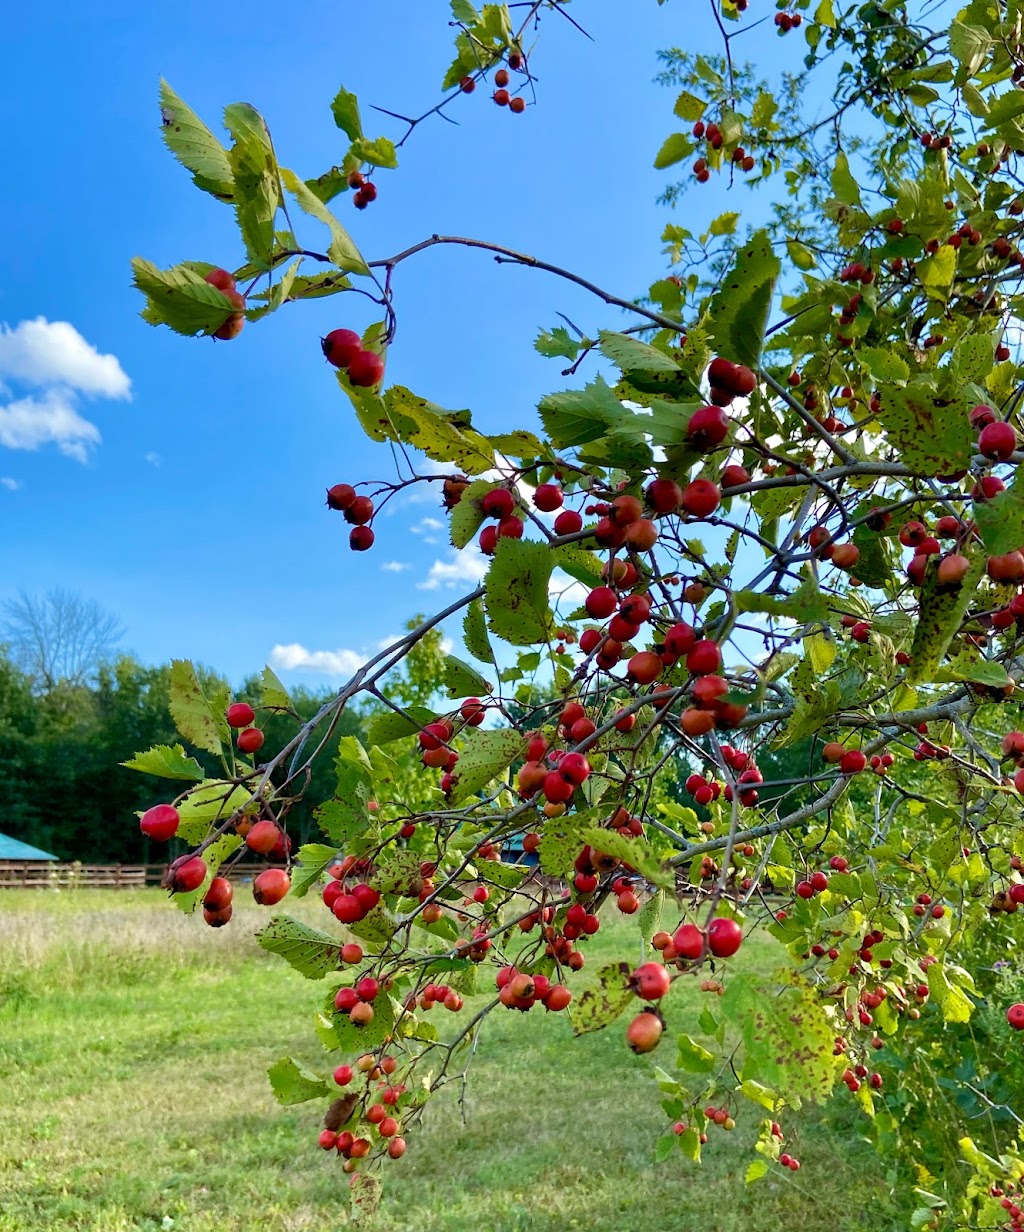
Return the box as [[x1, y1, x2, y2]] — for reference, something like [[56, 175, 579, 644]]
[[0, 862, 273, 890]]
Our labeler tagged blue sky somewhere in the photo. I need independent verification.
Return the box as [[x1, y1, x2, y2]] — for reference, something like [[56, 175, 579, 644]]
[[2, 2, 793, 687]]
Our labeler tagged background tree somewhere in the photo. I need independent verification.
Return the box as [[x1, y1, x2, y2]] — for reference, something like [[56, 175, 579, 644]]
[[4, 589, 123, 692]]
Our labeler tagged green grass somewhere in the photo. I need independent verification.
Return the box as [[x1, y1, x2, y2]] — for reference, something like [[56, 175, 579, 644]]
[[0, 890, 911, 1232]]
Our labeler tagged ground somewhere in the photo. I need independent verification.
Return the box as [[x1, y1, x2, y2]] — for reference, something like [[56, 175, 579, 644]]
[[0, 889, 910, 1232]]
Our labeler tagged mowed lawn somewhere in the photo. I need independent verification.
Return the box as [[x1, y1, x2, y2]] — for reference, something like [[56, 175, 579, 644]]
[[0, 890, 910, 1232]]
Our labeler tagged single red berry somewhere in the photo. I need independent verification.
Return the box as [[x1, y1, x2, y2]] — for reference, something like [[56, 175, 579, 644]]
[[348, 349, 385, 388], [253, 867, 290, 906], [237, 727, 264, 755], [493, 88, 510, 106], [226, 702, 255, 728], [326, 483, 356, 511], [322, 329, 362, 369], [509, 97, 526, 114], [140, 803, 179, 842], [553, 509, 583, 535], [350, 526, 374, 551], [534, 483, 563, 512], [345, 495, 374, 525]]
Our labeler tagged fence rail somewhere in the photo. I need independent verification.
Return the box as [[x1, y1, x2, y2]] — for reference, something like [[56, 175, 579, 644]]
[[0, 862, 273, 889]]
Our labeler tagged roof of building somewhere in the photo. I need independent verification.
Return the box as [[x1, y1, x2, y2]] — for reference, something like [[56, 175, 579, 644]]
[[0, 833, 59, 861]]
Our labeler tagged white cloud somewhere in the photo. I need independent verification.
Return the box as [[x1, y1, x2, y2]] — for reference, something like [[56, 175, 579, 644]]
[[0, 319, 131, 464], [0, 476, 20, 491], [144, 451, 161, 467], [549, 569, 589, 613], [418, 546, 489, 591], [380, 560, 411, 573], [0, 318, 131, 399], [268, 642, 368, 676], [0, 390, 102, 462]]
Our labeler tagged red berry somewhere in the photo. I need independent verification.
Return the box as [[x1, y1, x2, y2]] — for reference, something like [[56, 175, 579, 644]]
[[481, 487, 515, 520], [1008, 1003, 1024, 1029], [348, 350, 385, 388], [205, 267, 236, 293], [493, 88, 510, 106], [140, 803, 180, 842], [681, 479, 721, 519], [345, 495, 374, 525], [707, 917, 743, 958], [553, 509, 583, 535], [979, 420, 1017, 460], [533, 483, 563, 512], [326, 483, 356, 510], [686, 640, 721, 676], [350, 526, 375, 551], [166, 854, 207, 893], [253, 867, 290, 905], [226, 702, 255, 728], [237, 727, 264, 755], [322, 329, 362, 369]]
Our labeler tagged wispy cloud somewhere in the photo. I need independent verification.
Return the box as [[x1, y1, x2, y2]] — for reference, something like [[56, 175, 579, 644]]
[[380, 560, 411, 573], [417, 546, 489, 591], [268, 643, 368, 676], [144, 451, 161, 467], [0, 476, 21, 491]]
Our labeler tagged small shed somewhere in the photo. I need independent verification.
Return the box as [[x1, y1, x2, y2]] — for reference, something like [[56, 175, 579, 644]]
[[0, 833, 58, 862]]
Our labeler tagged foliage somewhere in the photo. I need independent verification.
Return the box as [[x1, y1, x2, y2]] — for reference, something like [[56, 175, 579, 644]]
[[127, 1, 1024, 1225]]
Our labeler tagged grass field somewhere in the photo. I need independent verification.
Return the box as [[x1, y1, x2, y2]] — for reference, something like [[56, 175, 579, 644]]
[[0, 889, 911, 1232]]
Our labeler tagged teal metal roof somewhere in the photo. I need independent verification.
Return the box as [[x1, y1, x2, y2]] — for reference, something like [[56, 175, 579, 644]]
[[0, 833, 58, 861]]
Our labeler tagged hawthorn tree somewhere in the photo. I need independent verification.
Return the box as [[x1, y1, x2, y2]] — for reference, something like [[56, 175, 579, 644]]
[[127, 0, 1024, 1224]]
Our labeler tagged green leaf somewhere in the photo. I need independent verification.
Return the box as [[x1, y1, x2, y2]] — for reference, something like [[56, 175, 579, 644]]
[[267, 1057, 329, 1106], [258, 914, 344, 979], [724, 972, 840, 1103], [260, 665, 292, 712], [463, 598, 493, 663], [538, 819, 590, 877], [489, 429, 545, 459], [739, 1079, 780, 1111], [448, 478, 496, 549], [813, 0, 836, 27], [223, 103, 280, 266], [677, 1033, 716, 1072], [933, 654, 1010, 687], [746, 1159, 770, 1184], [579, 827, 672, 889], [535, 326, 583, 360], [786, 240, 817, 271], [315, 737, 374, 843], [851, 524, 892, 588], [907, 551, 987, 685], [831, 151, 861, 206], [974, 476, 1024, 555], [858, 347, 910, 384], [485, 537, 555, 646], [349, 136, 398, 169], [951, 335, 994, 385], [707, 229, 780, 370], [330, 85, 363, 141], [552, 544, 605, 586], [121, 743, 204, 781], [383, 387, 494, 474], [598, 331, 681, 374], [168, 659, 224, 757], [131, 259, 240, 337], [916, 245, 957, 300], [538, 376, 630, 448], [638, 890, 664, 947], [673, 90, 706, 121], [874, 380, 975, 477], [443, 655, 492, 698], [349, 1171, 383, 1224], [290, 843, 340, 898], [927, 964, 975, 1023], [448, 726, 526, 804], [450, 0, 481, 22], [367, 705, 436, 746], [158, 80, 234, 199], [280, 168, 369, 275], [174, 781, 255, 844], [679, 1126, 702, 1162], [708, 211, 741, 237], [654, 132, 692, 170], [567, 961, 635, 1035]]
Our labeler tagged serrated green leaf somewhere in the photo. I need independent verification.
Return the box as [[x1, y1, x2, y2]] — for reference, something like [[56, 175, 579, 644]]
[[538, 376, 629, 448], [280, 168, 368, 274], [366, 705, 437, 746], [384, 387, 494, 474], [290, 843, 340, 898], [349, 136, 397, 168], [875, 379, 975, 477], [907, 551, 987, 684], [677, 1033, 716, 1072], [598, 331, 680, 374], [859, 347, 910, 384], [330, 85, 363, 141], [831, 151, 861, 206], [258, 914, 344, 978], [260, 664, 292, 712], [443, 654, 492, 698], [707, 229, 780, 370], [448, 726, 525, 804], [485, 537, 554, 646], [131, 259, 240, 337], [122, 743, 204, 781], [315, 736, 374, 843], [974, 476, 1024, 555], [567, 961, 634, 1035], [673, 90, 706, 121], [168, 659, 224, 757], [174, 781, 255, 844], [917, 246, 957, 300], [654, 132, 692, 170], [463, 597, 493, 662], [223, 103, 279, 266], [746, 1159, 770, 1184], [158, 79, 234, 199], [535, 325, 583, 360], [739, 1079, 779, 1111], [267, 1057, 329, 1106], [927, 964, 975, 1023]]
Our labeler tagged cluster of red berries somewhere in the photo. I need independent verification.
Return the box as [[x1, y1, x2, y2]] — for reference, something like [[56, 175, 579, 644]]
[[774, 10, 803, 32], [333, 974, 384, 1028], [321, 328, 386, 388], [795, 870, 829, 900], [821, 742, 867, 775], [322, 858, 383, 928], [326, 482, 376, 552], [407, 981, 465, 1014], [346, 169, 377, 210], [227, 700, 265, 756], [476, 485, 524, 554], [204, 267, 246, 340], [460, 56, 527, 113], [704, 1104, 737, 1130], [495, 966, 572, 1012], [320, 1055, 407, 1167]]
